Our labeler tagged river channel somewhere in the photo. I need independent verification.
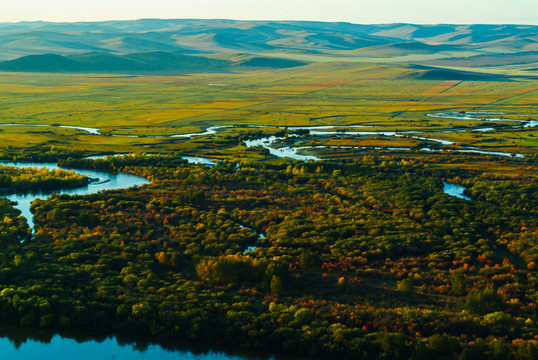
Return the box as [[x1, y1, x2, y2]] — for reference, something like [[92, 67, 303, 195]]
[[1, 110, 533, 162], [0, 160, 150, 229]]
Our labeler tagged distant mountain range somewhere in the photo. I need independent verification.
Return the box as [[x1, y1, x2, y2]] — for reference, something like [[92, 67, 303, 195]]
[[0, 19, 536, 74]]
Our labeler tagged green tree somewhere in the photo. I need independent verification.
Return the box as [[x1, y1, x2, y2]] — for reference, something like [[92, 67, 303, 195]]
[[464, 288, 504, 315], [299, 251, 321, 272], [399, 278, 414, 293], [450, 273, 466, 295], [270, 275, 283, 297]]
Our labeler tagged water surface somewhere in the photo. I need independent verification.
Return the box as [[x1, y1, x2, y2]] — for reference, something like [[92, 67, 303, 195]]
[[0, 336, 248, 360], [0, 325, 283, 360], [443, 182, 471, 201]]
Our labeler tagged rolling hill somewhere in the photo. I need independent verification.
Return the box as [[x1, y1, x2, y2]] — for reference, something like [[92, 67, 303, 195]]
[[403, 65, 514, 80], [0, 51, 231, 73], [0, 19, 536, 74], [0, 51, 313, 74]]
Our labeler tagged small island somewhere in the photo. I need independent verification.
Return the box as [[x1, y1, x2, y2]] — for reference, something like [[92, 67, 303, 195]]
[[0, 165, 89, 193]]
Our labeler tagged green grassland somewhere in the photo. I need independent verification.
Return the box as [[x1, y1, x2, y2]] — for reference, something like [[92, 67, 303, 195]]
[[0, 62, 536, 159]]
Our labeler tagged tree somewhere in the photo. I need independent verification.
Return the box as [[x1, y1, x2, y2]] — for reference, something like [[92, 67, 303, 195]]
[[300, 251, 321, 273], [399, 278, 414, 293], [270, 275, 283, 297], [464, 288, 504, 315], [450, 273, 466, 295]]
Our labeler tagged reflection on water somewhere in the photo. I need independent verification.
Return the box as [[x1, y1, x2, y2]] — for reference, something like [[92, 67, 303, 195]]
[[0, 326, 279, 360]]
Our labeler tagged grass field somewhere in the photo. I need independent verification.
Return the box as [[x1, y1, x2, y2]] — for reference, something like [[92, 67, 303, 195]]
[[0, 63, 536, 157]]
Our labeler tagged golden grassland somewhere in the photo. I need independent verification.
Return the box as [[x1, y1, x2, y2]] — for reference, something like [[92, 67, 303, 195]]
[[0, 63, 536, 158]]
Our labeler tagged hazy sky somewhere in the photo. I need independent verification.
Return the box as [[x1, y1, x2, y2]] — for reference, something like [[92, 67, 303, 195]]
[[2, 0, 537, 24]]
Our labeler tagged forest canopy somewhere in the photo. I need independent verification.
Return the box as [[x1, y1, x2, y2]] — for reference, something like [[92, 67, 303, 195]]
[[0, 153, 536, 359]]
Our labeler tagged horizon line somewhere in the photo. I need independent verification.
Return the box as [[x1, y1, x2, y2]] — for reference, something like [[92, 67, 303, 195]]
[[0, 17, 537, 27]]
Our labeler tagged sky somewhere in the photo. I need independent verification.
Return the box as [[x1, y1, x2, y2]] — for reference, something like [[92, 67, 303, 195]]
[[1, 0, 537, 25]]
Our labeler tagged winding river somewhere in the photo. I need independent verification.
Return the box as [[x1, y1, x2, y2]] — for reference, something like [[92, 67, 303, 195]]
[[0, 110, 524, 240], [427, 111, 538, 128], [0, 160, 149, 229], [240, 110, 536, 160], [0, 153, 222, 230], [1, 110, 532, 163]]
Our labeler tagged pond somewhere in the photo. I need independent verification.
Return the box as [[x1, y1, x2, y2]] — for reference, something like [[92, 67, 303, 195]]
[[443, 181, 471, 201]]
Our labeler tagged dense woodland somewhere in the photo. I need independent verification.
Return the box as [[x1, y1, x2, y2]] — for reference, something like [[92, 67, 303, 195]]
[[0, 198, 30, 247], [0, 153, 537, 359]]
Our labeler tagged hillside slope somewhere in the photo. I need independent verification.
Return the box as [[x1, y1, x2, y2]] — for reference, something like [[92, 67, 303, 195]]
[[0, 20, 535, 60]]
